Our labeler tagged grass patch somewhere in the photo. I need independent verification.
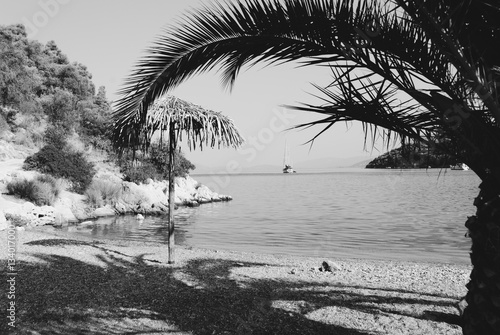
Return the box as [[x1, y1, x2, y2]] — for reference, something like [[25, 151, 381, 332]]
[[85, 179, 123, 208], [6, 174, 61, 206]]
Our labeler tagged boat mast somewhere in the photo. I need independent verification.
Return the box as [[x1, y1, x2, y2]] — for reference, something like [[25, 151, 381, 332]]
[[283, 140, 289, 167]]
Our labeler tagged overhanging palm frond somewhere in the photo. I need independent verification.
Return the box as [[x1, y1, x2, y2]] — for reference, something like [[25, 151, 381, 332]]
[[113, 0, 500, 170], [288, 67, 441, 149], [112, 95, 244, 152], [114, 0, 397, 124], [394, 0, 500, 121], [114, 0, 499, 144]]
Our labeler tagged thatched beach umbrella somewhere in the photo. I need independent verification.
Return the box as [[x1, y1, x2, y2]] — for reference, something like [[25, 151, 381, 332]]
[[113, 95, 244, 263]]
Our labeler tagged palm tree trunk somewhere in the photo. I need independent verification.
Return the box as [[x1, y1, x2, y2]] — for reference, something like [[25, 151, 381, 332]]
[[463, 175, 500, 334], [167, 122, 176, 264]]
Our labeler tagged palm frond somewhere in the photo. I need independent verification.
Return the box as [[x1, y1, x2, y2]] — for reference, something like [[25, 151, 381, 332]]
[[115, 0, 497, 125], [394, 0, 500, 122], [113, 0, 500, 171], [113, 95, 244, 153]]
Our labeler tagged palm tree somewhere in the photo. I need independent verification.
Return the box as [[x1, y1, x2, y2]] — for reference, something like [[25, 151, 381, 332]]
[[113, 95, 243, 263], [113, 0, 500, 333]]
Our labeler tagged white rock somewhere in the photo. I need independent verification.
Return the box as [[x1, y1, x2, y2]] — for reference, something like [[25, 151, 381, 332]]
[[93, 206, 116, 217], [54, 206, 78, 225], [80, 220, 94, 225], [22, 202, 36, 214], [32, 205, 56, 226]]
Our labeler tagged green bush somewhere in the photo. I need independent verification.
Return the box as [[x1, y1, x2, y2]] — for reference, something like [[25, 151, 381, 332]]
[[44, 125, 68, 149], [121, 161, 162, 184], [6, 175, 61, 206], [85, 179, 122, 208], [7, 178, 37, 202], [34, 182, 58, 205], [35, 174, 61, 202], [23, 144, 95, 193], [149, 144, 195, 178], [118, 145, 195, 183]]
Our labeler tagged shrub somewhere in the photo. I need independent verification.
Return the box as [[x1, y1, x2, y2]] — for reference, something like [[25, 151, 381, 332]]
[[5, 213, 31, 227], [34, 182, 58, 205], [44, 125, 68, 149], [118, 145, 195, 183], [121, 161, 162, 184], [7, 178, 37, 202], [35, 174, 61, 203], [6, 174, 61, 206], [149, 144, 195, 178], [85, 179, 122, 208], [23, 144, 95, 193], [0, 113, 9, 135], [85, 187, 104, 208]]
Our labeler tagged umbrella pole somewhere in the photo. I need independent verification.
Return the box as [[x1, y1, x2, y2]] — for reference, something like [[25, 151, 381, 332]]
[[167, 122, 176, 264]]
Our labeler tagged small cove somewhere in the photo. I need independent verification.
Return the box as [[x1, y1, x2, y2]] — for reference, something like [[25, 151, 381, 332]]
[[61, 169, 480, 264]]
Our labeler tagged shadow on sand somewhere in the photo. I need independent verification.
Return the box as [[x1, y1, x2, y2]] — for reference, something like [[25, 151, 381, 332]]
[[1, 238, 461, 334]]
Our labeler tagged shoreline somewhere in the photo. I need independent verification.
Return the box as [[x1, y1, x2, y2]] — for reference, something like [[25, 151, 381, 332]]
[[0, 226, 470, 334], [44, 215, 472, 266]]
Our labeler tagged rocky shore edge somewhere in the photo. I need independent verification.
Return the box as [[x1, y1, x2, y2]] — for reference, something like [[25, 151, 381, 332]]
[[0, 159, 231, 230]]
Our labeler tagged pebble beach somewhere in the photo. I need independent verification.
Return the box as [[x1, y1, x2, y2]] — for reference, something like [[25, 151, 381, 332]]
[[0, 226, 470, 334]]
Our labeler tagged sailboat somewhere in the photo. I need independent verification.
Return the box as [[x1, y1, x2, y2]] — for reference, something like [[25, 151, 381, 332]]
[[283, 141, 296, 173]]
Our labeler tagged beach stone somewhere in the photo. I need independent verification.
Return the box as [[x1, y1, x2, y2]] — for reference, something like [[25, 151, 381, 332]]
[[114, 201, 132, 214], [54, 207, 78, 225], [32, 205, 56, 226], [53, 197, 78, 225], [156, 203, 169, 212], [93, 206, 116, 217], [197, 197, 212, 204], [5, 202, 55, 226], [22, 201, 36, 215], [194, 185, 216, 201], [220, 195, 233, 201], [321, 261, 341, 272]]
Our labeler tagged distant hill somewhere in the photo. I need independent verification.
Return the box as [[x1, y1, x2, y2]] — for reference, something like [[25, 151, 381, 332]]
[[349, 158, 373, 168], [365, 144, 458, 169], [294, 155, 371, 172], [191, 156, 372, 175]]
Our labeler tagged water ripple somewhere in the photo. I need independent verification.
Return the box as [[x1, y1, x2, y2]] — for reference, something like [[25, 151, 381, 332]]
[[65, 169, 479, 264]]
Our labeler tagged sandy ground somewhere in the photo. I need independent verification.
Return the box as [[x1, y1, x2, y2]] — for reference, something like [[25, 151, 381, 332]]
[[0, 226, 470, 335]]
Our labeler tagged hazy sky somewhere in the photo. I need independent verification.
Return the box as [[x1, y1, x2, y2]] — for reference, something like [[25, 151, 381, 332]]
[[1, 0, 391, 170]]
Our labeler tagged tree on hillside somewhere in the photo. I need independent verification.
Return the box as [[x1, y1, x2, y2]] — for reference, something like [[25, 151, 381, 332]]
[[113, 0, 500, 333], [0, 24, 114, 151], [0, 24, 41, 108], [78, 86, 113, 149]]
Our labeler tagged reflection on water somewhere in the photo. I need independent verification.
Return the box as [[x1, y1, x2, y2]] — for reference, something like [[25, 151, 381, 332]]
[[64, 207, 198, 245], [62, 169, 480, 264]]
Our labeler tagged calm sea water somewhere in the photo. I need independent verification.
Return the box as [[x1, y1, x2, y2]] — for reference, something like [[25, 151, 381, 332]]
[[65, 169, 480, 264]]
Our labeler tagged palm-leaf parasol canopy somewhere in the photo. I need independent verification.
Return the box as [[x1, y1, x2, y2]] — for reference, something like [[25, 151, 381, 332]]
[[113, 95, 244, 263], [113, 95, 244, 152]]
